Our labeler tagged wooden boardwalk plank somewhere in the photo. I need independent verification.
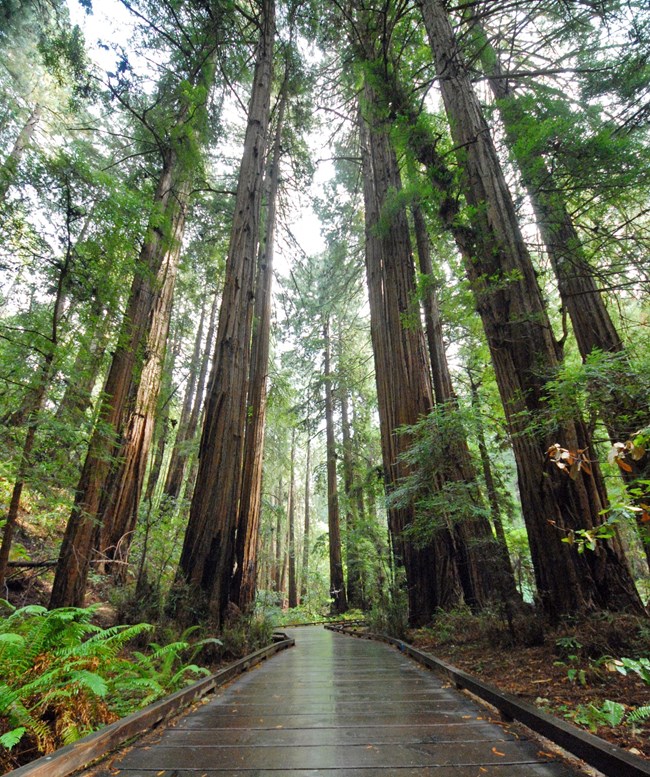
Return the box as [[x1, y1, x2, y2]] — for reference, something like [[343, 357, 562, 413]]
[[90, 626, 579, 776]]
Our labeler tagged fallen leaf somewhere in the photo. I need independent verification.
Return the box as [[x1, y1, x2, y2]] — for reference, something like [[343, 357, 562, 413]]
[[492, 747, 505, 756]]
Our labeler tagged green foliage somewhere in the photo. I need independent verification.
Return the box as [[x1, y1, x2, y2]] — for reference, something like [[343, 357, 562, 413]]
[[387, 405, 488, 548], [607, 656, 650, 685], [366, 585, 409, 639], [218, 613, 274, 659], [566, 699, 626, 732], [563, 699, 650, 732], [0, 603, 218, 760]]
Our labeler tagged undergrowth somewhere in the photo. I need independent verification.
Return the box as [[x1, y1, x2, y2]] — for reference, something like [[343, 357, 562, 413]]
[[0, 602, 219, 771]]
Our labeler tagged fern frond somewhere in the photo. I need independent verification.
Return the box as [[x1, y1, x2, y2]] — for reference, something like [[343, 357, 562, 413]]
[[627, 706, 650, 724], [0, 727, 26, 750], [170, 664, 210, 687]]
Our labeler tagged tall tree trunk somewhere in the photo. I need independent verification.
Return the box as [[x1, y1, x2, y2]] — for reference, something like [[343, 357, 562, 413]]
[[411, 205, 454, 403], [174, 1, 275, 627], [358, 89, 462, 625], [287, 428, 298, 608], [418, 0, 643, 617], [467, 370, 514, 574], [163, 297, 207, 500], [340, 384, 362, 608], [470, 22, 650, 564], [0, 104, 41, 206], [232, 76, 286, 611], [98, 178, 190, 581], [274, 476, 284, 596], [174, 288, 220, 506], [55, 304, 111, 429], [301, 433, 311, 599], [50, 147, 188, 609], [323, 317, 348, 615]]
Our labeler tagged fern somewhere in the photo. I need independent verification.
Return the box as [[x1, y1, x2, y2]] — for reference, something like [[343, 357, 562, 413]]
[[0, 728, 26, 750], [0, 603, 216, 763], [627, 706, 650, 724]]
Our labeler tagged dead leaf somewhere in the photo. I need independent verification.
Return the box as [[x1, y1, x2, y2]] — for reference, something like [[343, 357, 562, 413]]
[[492, 747, 505, 756]]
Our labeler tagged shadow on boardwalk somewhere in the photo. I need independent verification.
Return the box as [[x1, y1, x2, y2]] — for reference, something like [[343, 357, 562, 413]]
[[90, 626, 580, 776]]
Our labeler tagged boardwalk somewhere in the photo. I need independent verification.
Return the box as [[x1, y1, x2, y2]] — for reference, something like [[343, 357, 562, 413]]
[[93, 626, 579, 776]]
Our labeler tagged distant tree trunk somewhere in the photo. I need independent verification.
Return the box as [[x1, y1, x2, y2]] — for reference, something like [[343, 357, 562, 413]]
[[358, 88, 462, 625], [411, 205, 454, 403], [98, 178, 190, 581], [50, 148, 189, 609], [274, 476, 284, 595], [0, 104, 41, 206], [419, 0, 643, 617], [323, 316, 348, 615], [0, 212, 71, 589], [340, 385, 362, 608], [174, 288, 220, 504], [232, 76, 286, 611], [55, 304, 111, 429], [174, 1, 275, 626], [287, 428, 298, 609], [301, 433, 311, 599], [467, 371, 514, 573], [163, 296, 208, 501]]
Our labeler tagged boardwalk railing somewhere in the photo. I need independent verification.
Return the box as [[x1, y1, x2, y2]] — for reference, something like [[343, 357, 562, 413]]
[[326, 623, 650, 777], [5, 633, 295, 777]]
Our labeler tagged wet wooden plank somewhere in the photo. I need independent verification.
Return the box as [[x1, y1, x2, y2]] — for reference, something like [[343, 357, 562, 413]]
[[157, 721, 508, 745], [97, 766, 576, 777], [118, 740, 554, 769]]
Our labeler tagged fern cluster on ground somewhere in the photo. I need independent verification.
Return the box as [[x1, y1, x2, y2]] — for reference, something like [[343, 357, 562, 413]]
[[0, 602, 218, 771]]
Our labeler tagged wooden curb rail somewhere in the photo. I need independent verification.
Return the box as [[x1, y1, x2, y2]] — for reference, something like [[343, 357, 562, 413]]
[[325, 624, 650, 777], [5, 632, 295, 777]]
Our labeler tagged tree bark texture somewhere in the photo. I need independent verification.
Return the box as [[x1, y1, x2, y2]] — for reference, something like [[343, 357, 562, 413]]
[[98, 177, 191, 579], [412, 203, 519, 607], [471, 25, 650, 564], [301, 433, 311, 599], [232, 79, 286, 611], [419, 0, 643, 616], [287, 428, 298, 609], [359, 87, 462, 625], [323, 317, 348, 614], [175, 0, 275, 626], [175, 288, 220, 505], [340, 384, 363, 608], [163, 295, 208, 501]]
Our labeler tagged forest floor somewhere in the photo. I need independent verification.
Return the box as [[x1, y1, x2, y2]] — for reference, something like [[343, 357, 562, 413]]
[[407, 610, 650, 761]]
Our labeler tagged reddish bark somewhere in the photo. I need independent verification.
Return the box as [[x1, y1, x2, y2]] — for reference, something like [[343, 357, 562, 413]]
[[174, 1, 275, 626]]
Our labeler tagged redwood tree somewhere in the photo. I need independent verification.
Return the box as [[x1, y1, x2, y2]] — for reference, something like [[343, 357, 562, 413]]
[[417, 0, 643, 617], [173, 0, 276, 626]]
